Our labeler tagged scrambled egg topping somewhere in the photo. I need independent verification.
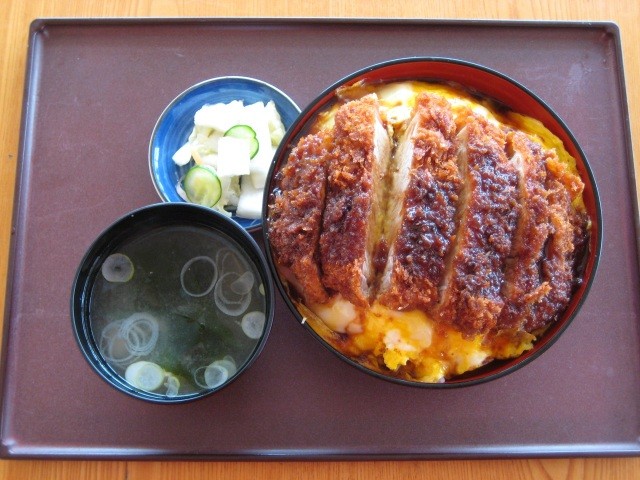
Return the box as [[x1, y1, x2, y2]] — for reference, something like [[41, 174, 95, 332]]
[[307, 299, 535, 383]]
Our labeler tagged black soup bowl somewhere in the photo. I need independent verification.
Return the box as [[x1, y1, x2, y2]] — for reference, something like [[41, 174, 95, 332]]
[[71, 203, 274, 403]]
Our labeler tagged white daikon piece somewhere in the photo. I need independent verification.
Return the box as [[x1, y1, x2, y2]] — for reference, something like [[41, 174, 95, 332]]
[[265, 100, 286, 145], [171, 142, 193, 166], [216, 136, 251, 177], [194, 101, 244, 131], [236, 177, 264, 219]]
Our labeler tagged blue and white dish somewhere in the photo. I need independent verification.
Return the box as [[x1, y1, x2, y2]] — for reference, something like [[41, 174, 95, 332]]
[[149, 76, 301, 231]]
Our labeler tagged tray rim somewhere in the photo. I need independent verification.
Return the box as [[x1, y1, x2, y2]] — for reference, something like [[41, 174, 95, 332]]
[[27, 16, 623, 31], [1, 16, 638, 460]]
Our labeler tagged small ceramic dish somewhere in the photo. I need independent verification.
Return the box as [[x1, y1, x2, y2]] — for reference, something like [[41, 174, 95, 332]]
[[149, 76, 301, 231]]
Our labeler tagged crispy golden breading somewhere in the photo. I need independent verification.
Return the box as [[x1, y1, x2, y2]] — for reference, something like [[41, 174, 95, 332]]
[[377, 93, 461, 311], [497, 131, 553, 329], [268, 133, 330, 305], [524, 155, 587, 331], [319, 94, 391, 307], [432, 112, 519, 335]]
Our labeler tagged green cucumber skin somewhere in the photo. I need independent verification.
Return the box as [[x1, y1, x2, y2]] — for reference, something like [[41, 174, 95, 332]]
[[224, 125, 259, 159], [224, 125, 256, 139], [247, 138, 259, 159], [183, 166, 222, 207]]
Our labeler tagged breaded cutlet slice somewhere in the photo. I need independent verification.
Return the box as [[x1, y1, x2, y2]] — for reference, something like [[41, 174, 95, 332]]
[[377, 93, 461, 311], [432, 112, 519, 336], [268, 133, 331, 305], [497, 131, 553, 330], [320, 94, 392, 307], [523, 152, 586, 332]]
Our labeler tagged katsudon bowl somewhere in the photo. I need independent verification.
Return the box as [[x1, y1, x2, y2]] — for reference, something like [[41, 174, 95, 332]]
[[262, 57, 602, 388]]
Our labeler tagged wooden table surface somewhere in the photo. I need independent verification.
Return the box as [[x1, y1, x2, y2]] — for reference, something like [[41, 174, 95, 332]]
[[1, 1, 639, 479]]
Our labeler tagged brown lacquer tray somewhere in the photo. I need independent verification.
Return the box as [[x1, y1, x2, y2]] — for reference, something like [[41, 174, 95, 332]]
[[1, 18, 638, 459]]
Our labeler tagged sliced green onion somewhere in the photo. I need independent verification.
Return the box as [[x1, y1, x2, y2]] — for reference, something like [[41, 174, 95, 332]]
[[210, 356, 237, 377], [214, 272, 252, 316], [241, 311, 266, 339], [164, 374, 180, 397], [101, 253, 134, 283], [193, 361, 232, 390], [204, 364, 229, 388], [180, 256, 218, 297], [125, 361, 165, 392]]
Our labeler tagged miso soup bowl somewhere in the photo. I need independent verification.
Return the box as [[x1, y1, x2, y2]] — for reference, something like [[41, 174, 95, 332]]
[[71, 203, 274, 403], [262, 57, 602, 388]]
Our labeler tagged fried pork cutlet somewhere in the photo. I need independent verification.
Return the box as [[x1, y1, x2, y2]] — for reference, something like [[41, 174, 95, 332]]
[[268, 133, 330, 305], [377, 93, 461, 311], [268, 86, 590, 345], [433, 112, 519, 336], [320, 94, 392, 307], [523, 154, 586, 331], [497, 131, 554, 330]]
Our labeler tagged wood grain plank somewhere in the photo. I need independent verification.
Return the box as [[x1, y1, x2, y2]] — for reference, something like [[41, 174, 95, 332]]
[[0, 460, 126, 480], [124, 458, 640, 480]]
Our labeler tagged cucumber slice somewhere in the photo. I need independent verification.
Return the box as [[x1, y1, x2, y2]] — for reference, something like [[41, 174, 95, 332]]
[[224, 124, 256, 138], [182, 166, 222, 207], [247, 138, 259, 159], [224, 124, 259, 159]]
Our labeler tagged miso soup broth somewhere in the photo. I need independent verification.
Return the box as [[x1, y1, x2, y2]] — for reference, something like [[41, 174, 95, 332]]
[[89, 224, 267, 398]]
